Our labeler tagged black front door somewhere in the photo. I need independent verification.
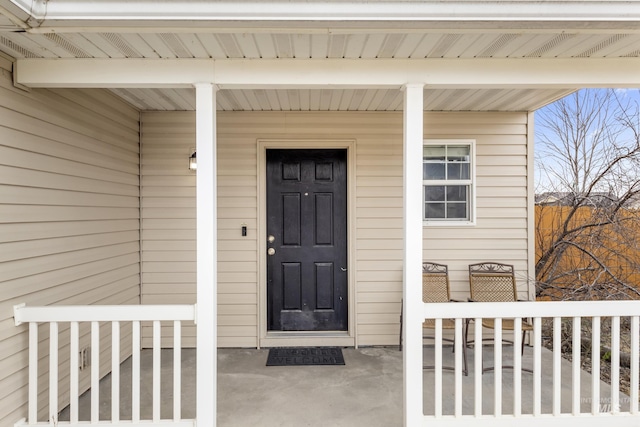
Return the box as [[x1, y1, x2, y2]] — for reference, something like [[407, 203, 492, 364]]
[[266, 149, 348, 331]]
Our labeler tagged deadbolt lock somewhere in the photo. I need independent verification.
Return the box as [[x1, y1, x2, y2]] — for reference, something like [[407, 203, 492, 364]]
[[267, 235, 275, 243]]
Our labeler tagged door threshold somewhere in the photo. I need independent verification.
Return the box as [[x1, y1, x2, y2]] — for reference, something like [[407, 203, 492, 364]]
[[267, 331, 350, 337], [261, 332, 355, 348]]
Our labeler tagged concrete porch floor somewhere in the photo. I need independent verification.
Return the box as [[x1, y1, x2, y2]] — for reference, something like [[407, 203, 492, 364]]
[[59, 345, 625, 426]]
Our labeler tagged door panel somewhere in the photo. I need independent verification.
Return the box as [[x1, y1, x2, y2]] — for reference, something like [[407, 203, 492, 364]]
[[267, 149, 348, 331]]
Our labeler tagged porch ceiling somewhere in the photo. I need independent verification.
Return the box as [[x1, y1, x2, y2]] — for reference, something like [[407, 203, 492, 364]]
[[1, 1, 639, 111]]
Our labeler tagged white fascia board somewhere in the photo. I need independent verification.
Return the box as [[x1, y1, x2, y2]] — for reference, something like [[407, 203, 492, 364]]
[[14, 57, 640, 89], [12, 1, 640, 24], [0, 0, 35, 26]]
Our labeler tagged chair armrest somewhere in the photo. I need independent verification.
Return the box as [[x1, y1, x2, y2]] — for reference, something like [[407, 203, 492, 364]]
[[449, 299, 464, 303]]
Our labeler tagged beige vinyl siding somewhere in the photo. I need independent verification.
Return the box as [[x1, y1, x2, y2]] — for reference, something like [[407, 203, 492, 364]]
[[0, 67, 140, 425], [140, 110, 531, 348]]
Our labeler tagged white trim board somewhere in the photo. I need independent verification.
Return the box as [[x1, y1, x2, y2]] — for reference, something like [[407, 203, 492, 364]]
[[14, 58, 640, 89], [257, 139, 357, 349]]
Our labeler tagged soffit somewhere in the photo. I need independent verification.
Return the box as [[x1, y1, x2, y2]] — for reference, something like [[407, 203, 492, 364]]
[[0, 1, 636, 111]]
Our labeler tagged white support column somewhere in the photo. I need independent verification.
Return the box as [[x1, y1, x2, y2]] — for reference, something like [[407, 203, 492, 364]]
[[403, 83, 424, 427], [195, 82, 217, 427]]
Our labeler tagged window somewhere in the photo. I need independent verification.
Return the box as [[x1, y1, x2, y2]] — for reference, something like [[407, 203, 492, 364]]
[[423, 140, 475, 225]]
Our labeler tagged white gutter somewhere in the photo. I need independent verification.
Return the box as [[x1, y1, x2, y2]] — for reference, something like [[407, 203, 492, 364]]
[[0, 0, 31, 29], [10, 0, 640, 23]]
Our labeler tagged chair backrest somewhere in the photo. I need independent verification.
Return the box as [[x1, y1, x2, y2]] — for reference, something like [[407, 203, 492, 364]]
[[422, 262, 450, 303], [468, 262, 518, 302]]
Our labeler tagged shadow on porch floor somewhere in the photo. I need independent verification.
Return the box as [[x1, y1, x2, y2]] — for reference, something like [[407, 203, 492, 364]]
[[58, 345, 624, 426]]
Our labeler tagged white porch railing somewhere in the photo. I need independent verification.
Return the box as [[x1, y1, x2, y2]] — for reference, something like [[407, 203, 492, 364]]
[[421, 300, 640, 426], [13, 304, 196, 427]]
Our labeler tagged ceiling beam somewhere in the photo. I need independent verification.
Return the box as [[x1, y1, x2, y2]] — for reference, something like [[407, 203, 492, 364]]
[[14, 58, 640, 89]]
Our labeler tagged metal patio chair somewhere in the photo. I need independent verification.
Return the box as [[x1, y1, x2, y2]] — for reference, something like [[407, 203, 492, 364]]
[[421, 262, 468, 375], [466, 262, 533, 373]]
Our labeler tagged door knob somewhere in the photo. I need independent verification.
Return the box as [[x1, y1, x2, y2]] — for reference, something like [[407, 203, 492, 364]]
[[268, 248, 276, 256]]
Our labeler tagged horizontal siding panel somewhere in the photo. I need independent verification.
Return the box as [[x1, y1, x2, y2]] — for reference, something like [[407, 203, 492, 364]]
[[0, 127, 139, 174], [0, 74, 140, 426], [1, 243, 139, 283], [357, 229, 402, 239], [141, 240, 195, 251], [218, 305, 257, 316], [0, 146, 138, 185], [0, 219, 139, 243], [142, 251, 195, 262], [142, 272, 195, 283], [0, 165, 139, 196], [0, 94, 138, 157], [0, 185, 138, 207], [141, 261, 195, 273], [0, 205, 139, 222], [218, 315, 256, 327], [0, 231, 139, 263], [218, 272, 257, 283], [218, 326, 256, 337], [218, 337, 256, 347], [0, 87, 138, 150], [357, 239, 403, 250], [0, 255, 139, 309], [477, 196, 527, 209]]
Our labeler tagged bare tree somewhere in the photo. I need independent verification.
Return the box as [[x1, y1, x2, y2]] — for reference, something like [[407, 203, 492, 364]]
[[535, 89, 640, 300]]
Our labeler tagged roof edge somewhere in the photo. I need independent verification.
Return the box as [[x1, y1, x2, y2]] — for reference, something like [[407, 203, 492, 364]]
[[11, 1, 640, 27]]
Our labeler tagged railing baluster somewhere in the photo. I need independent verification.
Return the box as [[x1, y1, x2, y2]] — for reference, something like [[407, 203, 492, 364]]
[[553, 316, 561, 416], [631, 316, 639, 414], [494, 318, 502, 417], [49, 322, 58, 424], [434, 318, 442, 417], [454, 318, 462, 417], [513, 317, 522, 417], [132, 320, 141, 423], [28, 322, 38, 425], [591, 316, 600, 415], [533, 317, 541, 416], [70, 322, 79, 424], [174, 320, 182, 422], [611, 316, 620, 414], [572, 316, 581, 415], [13, 304, 196, 425], [91, 321, 100, 423], [474, 318, 482, 417], [112, 321, 120, 423], [153, 320, 161, 422]]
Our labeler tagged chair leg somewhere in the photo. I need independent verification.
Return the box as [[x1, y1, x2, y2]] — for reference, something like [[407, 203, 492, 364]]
[[399, 299, 403, 352], [464, 318, 471, 348], [462, 328, 468, 376]]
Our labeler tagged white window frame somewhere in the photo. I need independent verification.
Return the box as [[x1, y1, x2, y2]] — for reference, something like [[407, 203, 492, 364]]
[[423, 139, 476, 226]]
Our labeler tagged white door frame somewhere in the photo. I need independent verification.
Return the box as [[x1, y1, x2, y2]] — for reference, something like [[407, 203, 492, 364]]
[[257, 139, 357, 348]]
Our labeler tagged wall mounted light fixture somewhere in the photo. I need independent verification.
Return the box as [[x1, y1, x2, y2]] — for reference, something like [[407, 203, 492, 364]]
[[189, 150, 197, 171]]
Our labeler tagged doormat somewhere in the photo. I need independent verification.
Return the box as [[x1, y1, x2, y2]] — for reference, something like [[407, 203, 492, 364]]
[[266, 347, 345, 366]]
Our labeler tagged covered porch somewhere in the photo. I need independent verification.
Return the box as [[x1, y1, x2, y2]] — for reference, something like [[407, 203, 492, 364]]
[[2, 2, 640, 427]]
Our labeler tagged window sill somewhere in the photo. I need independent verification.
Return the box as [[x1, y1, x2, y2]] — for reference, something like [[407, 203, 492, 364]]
[[423, 220, 476, 227]]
